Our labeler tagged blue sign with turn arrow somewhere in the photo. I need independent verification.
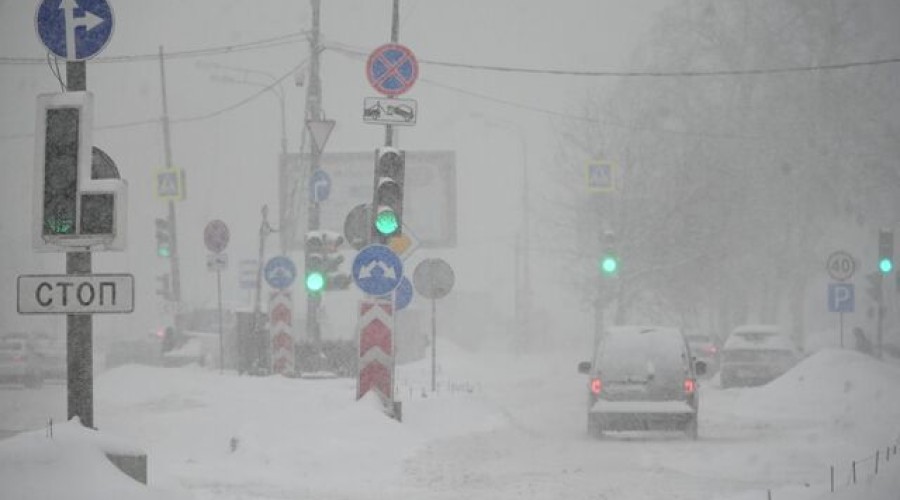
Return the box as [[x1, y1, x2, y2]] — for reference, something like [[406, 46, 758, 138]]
[[352, 244, 403, 296], [36, 0, 114, 61], [309, 169, 331, 203]]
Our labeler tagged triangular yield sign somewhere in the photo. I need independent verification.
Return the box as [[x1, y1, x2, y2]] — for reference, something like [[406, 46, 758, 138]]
[[306, 119, 335, 152]]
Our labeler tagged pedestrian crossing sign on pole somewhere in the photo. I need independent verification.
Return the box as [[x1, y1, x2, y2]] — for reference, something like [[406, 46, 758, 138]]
[[586, 161, 616, 193], [156, 167, 185, 201]]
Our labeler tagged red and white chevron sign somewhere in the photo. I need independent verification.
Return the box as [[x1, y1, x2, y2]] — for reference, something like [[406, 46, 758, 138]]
[[269, 290, 294, 375], [357, 299, 394, 401]]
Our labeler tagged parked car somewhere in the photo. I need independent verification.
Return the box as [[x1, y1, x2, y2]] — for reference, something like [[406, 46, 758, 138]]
[[685, 332, 721, 376], [720, 324, 799, 388], [578, 325, 706, 439], [0, 335, 44, 388]]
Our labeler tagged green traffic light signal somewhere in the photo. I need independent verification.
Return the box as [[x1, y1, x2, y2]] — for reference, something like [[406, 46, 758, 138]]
[[375, 209, 399, 236], [306, 271, 326, 293], [157, 245, 171, 258], [600, 255, 618, 275], [879, 258, 893, 274]]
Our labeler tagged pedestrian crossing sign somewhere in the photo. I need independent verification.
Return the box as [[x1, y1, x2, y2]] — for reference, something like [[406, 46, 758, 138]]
[[587, 161, 615, 192], [156, 167, 185, 201]]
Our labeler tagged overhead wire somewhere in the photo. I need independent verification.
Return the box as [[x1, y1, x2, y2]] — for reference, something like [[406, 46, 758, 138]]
[[0, 31, 307, 66], [325, 42, 900, 78], [0, 57, 309, 142]]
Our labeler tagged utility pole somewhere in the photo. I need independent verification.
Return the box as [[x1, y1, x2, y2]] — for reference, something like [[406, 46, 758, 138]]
[[305, 0, 324, 343], [158, 47, 183, 321], [65, 60, 93, 429], [384, 0, 399, 147]]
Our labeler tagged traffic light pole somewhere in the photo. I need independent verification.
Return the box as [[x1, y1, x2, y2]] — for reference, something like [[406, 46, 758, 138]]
[[65, 61, 93, 429], [305, 0, 324, 344]]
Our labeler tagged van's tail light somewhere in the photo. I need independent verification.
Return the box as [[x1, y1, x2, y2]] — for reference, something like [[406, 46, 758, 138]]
[[704, 345, 718, 355], [683, 378, 696, 395], [590, 378, 603, 395]]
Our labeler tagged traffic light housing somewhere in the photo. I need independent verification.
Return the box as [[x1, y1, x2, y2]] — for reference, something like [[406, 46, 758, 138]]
[[878, 229, 893, 274], [156, 273, 172, 300], [599, 230, 618, 277], [305, 231, 351, 294], [372, 147, 405, 242], [865, 272, 883, 302], [155, 217, 172, 258]]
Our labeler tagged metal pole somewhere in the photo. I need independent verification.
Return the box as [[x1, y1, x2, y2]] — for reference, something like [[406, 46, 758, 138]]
[[252, 205, 273, 373], [65, 61, 93, 429], [384, 0, 400, 147], [840, 311, 844, 348], [158, 47, 183, 315], [431, 297, 437, 393], [305, 0, 323, 345], [217, 268, 224, 374]]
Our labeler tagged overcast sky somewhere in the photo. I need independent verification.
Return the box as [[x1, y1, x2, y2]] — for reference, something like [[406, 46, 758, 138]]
[[0, 1, 675, 340]]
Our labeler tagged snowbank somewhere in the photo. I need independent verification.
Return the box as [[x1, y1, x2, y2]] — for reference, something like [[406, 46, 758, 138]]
[[0, 418, 185, 500]]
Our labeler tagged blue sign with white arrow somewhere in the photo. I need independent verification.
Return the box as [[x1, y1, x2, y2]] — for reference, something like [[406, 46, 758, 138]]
[[36, 0, 114, 61], [352, 244, 403, 296], [309, 169, 331, 203], [395, 276, 413, 311], [264, 256, 297, 290]]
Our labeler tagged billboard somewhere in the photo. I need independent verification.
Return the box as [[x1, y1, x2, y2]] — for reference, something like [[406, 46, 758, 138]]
[[284, 151, 456, 250]]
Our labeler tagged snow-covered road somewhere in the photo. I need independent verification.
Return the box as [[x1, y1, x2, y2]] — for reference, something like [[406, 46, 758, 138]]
[[2, 342, 899, 499]]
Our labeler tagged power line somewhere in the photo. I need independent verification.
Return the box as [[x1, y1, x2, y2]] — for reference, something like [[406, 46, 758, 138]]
[[326, 42, 900, 78], [0, 58, 308, 141], [0, 31, 307, 66]]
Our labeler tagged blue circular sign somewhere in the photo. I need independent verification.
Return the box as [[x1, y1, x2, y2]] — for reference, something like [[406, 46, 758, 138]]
[[264, 256, 297, 290], [309, 169, 332, 203], [352, 244, 403, 296], [366, 44, 418, 96], [36, 0, 114, 61], [394, 276, 413, 311]]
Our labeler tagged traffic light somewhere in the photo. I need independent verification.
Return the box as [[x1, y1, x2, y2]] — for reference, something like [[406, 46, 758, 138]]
[[599, 230, 618, 277], [155, 217, 172, 258], [156, 273, 172, 300], [878, 229, 893, 274], [305, 231, 351, 294], [600, 253, 619, 276], [372, 147, 405, 242], [865, 272, 883, 302]]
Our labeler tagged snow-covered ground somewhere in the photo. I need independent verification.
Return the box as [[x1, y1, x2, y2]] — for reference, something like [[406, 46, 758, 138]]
[[2, 340, 899, 500]]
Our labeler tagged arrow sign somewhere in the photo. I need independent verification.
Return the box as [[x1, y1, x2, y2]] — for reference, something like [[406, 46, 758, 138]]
[[357, 299, 394, 401], [36, 0, 114, 61]]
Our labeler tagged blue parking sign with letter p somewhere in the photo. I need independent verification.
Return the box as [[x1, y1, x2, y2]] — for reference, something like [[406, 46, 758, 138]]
[[828, 283, 854, 313]]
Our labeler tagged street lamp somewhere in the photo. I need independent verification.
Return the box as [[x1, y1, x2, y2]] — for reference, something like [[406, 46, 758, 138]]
[[474, 114, 532, 349], [199, 61, 292, 253]]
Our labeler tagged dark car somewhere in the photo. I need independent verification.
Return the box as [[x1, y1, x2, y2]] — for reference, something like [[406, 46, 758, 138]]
[[578, 326, 706, 439], [685, 332, 721, 376]]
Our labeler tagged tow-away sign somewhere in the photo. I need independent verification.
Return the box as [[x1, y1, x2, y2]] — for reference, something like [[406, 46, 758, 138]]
[[18, 273, 134, 314]]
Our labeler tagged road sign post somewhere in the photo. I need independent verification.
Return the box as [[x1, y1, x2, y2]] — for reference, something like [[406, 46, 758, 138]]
[[828, 283, 855, 347], [412, 258, 455, 392], [32, 3, 117, 429], [204, 220, 230, 373]]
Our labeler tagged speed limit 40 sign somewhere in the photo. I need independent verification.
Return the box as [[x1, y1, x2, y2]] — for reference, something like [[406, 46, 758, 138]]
[[826, 251, 856, 282]]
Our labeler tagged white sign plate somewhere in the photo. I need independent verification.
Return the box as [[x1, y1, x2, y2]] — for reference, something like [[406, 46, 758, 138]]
[[207, 252, 229, 272], [18, 273, 134, 314], [363, 97, 418, 126]]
